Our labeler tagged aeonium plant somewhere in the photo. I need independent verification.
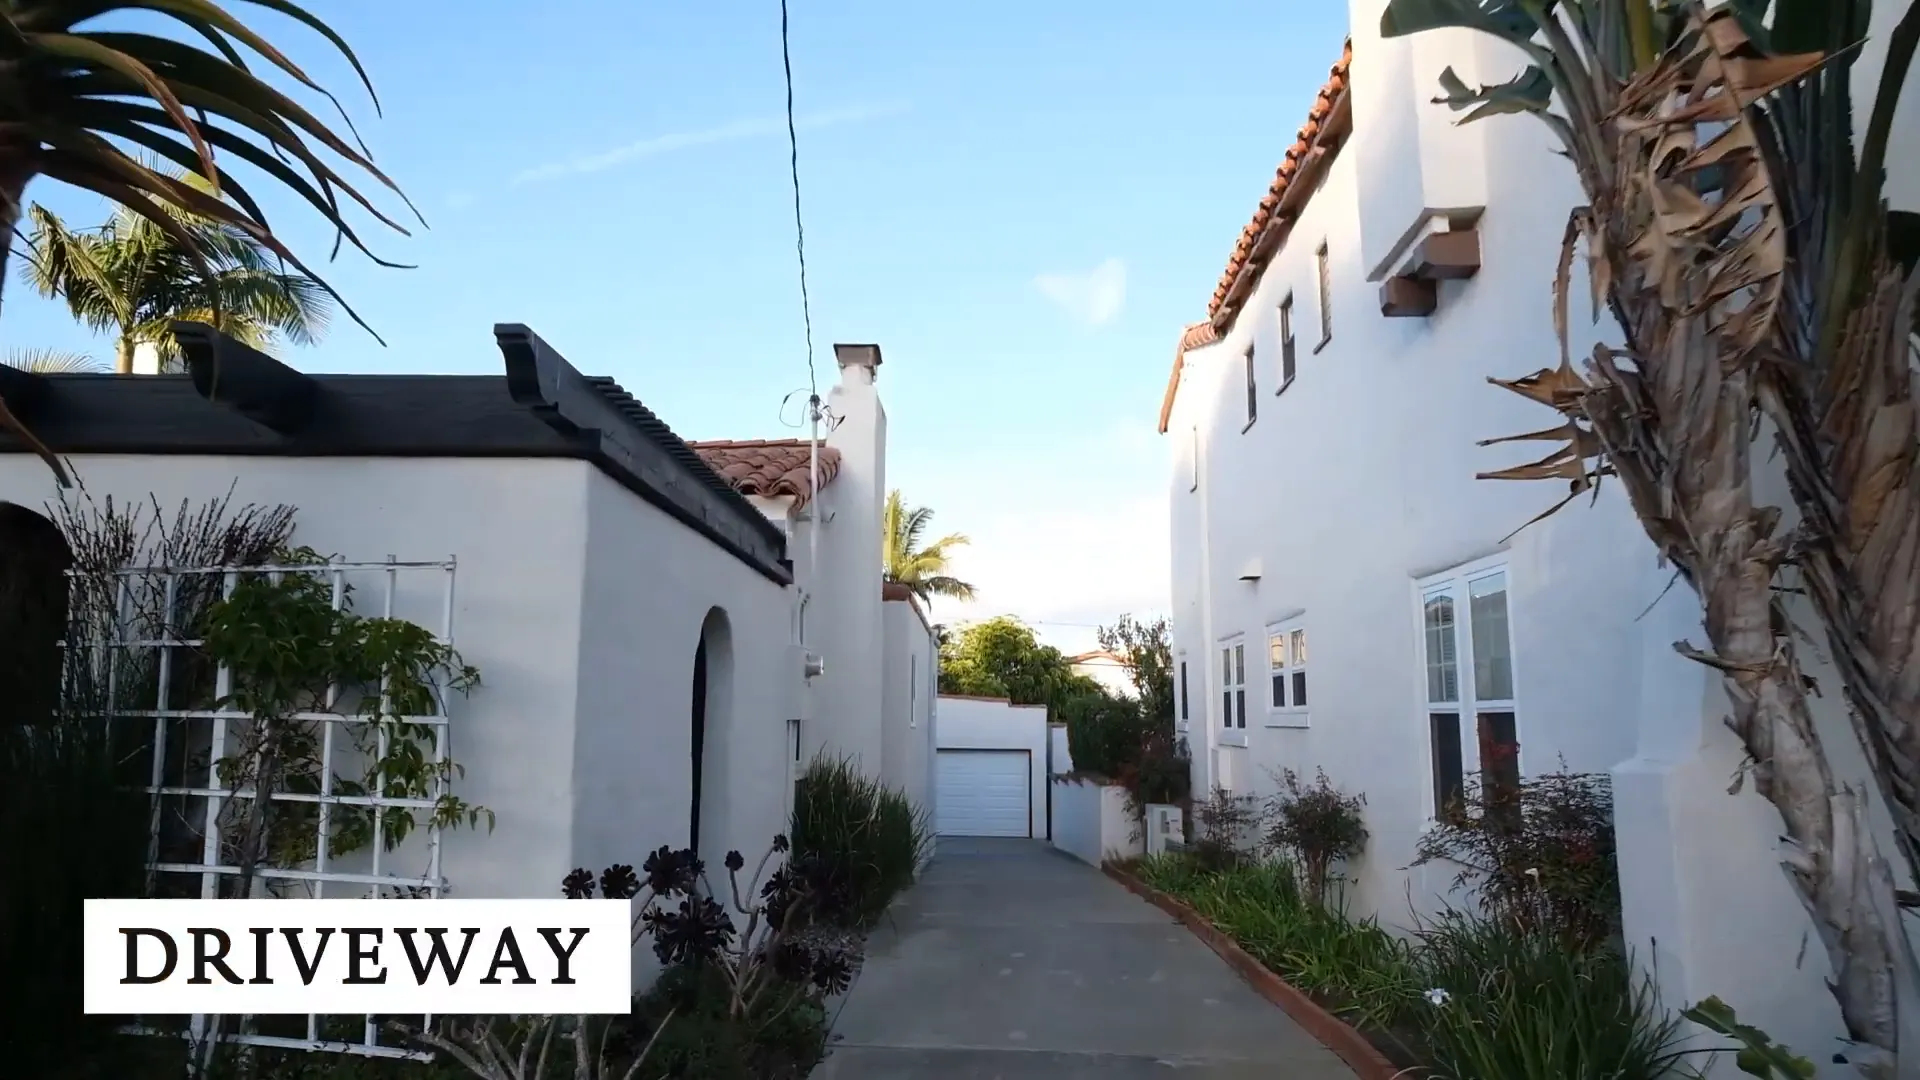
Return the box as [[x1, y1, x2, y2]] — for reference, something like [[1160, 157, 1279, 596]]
[[562, 835, 860, 1020]]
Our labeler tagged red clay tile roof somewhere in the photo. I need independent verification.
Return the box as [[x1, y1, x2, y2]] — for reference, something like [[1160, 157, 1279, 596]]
[[1158, 41, 1352, 434], [688, 439, 841, 510]]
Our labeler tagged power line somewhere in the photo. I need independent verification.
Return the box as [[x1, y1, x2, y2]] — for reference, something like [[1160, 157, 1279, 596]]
[[778, 0, 818, 399]]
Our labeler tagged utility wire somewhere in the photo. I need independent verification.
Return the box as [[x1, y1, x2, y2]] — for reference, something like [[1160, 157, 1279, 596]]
[[778, 0, 819, 400]]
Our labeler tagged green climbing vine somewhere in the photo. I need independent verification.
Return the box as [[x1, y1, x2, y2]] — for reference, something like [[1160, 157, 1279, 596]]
[[199, 547, 490, 896]]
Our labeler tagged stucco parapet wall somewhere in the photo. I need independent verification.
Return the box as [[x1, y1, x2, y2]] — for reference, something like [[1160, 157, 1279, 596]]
[[879, 580, 931, 629], [0, 321, 791, 585]]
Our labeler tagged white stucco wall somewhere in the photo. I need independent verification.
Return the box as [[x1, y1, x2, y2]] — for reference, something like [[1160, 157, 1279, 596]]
[[571, 467, 796, 886], [881, 595, 937, 821], [1167, 20, 1648, 924], [1052, 780, 1142, 867], [934, 695, 1050, 840], [0, 454, 592, 901], [810, 353, 888, 774], [1167, 3, 1920, 1071]]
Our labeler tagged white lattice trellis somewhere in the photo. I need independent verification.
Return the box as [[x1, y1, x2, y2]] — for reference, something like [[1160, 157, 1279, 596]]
[[67, 555, 467, 1061]]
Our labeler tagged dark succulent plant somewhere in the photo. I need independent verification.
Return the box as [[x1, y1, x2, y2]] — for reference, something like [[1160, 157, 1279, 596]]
[[561, 837, 865, 1017]]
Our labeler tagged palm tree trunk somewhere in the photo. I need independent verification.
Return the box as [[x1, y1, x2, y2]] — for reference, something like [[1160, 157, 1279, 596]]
[[0, 153, 27, 318], [114, 338, 135, 376]]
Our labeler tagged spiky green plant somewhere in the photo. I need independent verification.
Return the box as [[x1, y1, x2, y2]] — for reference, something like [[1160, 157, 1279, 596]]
[[0, 0, 419, 480]]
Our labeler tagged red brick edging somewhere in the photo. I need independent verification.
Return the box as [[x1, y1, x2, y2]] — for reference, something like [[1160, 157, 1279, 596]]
[[1103, 863, 1404, 1080]]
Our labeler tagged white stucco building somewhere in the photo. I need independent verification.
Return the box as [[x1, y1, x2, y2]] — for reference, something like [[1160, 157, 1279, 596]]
[[1066, 649, 1135, 699], [1162, 2, 1919, 1072], [689, 342, 937, 818], [0, 323, 936, 918]]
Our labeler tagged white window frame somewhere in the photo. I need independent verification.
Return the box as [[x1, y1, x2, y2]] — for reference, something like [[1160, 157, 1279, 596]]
[[1176, 650, 1191, 732], [1264, 619, 1309, 728], [1414, 554, 1520, 825], [1313, 241, 1333, 351], [1276, 293, 1297, 393], [909, 653, 918, 728], [1188, 425, 1200, 492], [1218, 635, 1249, 746]]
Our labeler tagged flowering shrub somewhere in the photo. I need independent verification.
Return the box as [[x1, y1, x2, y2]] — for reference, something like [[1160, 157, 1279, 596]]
[[1411, 763, 1619, 951]]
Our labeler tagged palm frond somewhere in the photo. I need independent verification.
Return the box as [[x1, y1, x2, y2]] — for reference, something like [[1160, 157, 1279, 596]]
[[4, 348, 105, 373]]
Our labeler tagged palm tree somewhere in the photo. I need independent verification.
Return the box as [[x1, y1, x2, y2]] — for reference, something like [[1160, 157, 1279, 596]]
[[21, 187, 332, 374], [883, 489, 978, 606], [1381, 0, 1920, 1071], [4, 348, 104, 373], [0, 0, 418, 481]]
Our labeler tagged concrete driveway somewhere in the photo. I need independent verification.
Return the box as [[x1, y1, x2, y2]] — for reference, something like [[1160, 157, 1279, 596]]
[[812, 837, 1356, 1079]]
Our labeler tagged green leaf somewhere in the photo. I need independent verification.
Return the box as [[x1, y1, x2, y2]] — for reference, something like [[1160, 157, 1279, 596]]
[[1380, 0, 1544, 42], [1434, 64, 1554, 124]]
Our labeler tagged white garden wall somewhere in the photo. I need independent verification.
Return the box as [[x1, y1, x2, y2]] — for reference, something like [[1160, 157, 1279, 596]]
[[1052, 780, 1141, 867]]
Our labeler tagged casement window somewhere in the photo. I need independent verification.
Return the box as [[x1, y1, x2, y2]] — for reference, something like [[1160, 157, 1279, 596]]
[[1178, 657, 1191, 722], [1277, 295, 1297, 393], [1243, 346, 1258, 429], [1314, 243, 1333, 349], [1266, 622, 1309, 723], [910, 654, 918, 727], [1219, 639, 1247, 729], [1419, 560, 1518, 821], [1188, 425, 1200, 492]]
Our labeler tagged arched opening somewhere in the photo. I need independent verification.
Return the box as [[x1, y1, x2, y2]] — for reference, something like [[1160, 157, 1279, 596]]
[[688, 607, 733, 858], [0, 502, 73, 725]]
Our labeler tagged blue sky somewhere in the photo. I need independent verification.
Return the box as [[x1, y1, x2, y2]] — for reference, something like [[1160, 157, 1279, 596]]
[[6, 0, 1350, 654]]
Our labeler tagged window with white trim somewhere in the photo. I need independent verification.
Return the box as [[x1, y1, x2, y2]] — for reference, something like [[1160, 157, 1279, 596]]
[[1419, 561, 1518, 821], [1219, 638, 1247, 729], [1314, 242, 1333, 348], [1277, 294, 1297, 392], [1243, 345, 1258, 429], [910, 653, 918, 727], [1178, 654, 1190, 722], [1188, 425, 1200, 492], [1266, 622, 1308, 719]]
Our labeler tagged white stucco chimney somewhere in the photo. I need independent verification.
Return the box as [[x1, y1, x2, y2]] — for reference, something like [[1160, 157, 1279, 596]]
[[814, 343, 888, 771]]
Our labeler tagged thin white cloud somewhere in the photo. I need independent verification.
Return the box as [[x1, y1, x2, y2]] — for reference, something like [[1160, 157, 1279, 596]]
[[1034, 258, 1127, 327], [509, 101, 912, 187]]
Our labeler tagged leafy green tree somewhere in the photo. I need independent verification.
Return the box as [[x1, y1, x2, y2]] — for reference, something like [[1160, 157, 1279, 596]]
[[883, 489, 976, 606], [1096, 614, 1174, 724], [21, 185, 332, 374], [938, 616, 1101, 714]]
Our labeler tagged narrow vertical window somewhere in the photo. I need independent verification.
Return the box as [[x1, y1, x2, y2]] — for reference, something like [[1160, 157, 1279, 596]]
[[1243, 345, 1258, 427], [1423, 591, 1464, 818], [1278, 296, 1296, 390], [1179, 660, 1190, 721], [1315, 243, 1332, 346]]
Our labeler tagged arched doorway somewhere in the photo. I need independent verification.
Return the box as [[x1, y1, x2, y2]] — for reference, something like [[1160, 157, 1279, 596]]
[[0, 502, 73, 726], [688, 607, 733, 857]]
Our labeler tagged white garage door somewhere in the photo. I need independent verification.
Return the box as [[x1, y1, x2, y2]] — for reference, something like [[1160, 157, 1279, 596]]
[[936, 750, 1031, 837]]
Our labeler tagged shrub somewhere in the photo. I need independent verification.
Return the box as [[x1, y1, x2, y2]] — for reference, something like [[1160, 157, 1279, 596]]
[[1061, 691, 1142, 779], [1135, 854, 1698, 1080], [1190, 785, 1260, 871], [1411, 911, 1698, 1080], [1264, 768, 1368, 909], [0, 713, 152, 1078], [1411, 762, 1619, 951], [790, 754, 930, 927]]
